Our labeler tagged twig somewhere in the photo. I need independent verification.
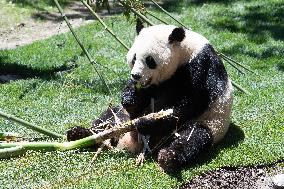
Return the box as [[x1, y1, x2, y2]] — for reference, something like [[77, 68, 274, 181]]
[[0, 110, 64, 139], [81, 0, 130, 51], [53, 0, 111, 95], [222, 57, 246, 75], [91, 143, 106, 162], [231, 80, 251, 95], [0, 109, 175, 159], [146, 10, 169, 25]]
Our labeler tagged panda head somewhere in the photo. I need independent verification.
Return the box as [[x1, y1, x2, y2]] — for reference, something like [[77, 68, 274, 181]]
[[126, 24, 209, 88]]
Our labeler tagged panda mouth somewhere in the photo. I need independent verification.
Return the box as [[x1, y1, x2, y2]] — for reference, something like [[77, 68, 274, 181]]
[[142, 78, 152, 88]]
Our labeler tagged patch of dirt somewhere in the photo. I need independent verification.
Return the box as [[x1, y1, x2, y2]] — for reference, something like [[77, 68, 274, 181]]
[[0, 2, 98, 49], [180, 162, 284, 189]]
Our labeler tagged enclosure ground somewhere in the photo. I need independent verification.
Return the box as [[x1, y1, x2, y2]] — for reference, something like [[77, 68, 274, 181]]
[[180, 161, 284, 189], [0, 0, 283, 188], [0, 1, 96, 49]]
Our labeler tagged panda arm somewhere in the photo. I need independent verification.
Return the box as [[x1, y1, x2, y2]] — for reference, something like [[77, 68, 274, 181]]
[[121, 79, 151, 119]]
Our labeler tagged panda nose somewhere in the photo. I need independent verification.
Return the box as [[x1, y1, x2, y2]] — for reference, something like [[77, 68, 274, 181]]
[[131, 74, 142, 81]]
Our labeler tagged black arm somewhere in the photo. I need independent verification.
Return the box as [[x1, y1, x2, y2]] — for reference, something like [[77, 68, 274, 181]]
[[121, 79, 151, 119]]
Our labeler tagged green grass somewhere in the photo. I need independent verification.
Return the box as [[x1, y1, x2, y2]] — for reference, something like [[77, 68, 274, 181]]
[[0, 0, 74, 31], [0, 0, 284, 188]]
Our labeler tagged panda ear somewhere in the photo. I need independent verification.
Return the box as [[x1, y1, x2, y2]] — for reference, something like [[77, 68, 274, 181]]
[[136, 18, 145, 35], [168, 27, 186, 43]]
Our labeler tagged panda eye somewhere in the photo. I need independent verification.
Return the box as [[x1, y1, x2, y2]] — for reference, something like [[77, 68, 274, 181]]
[[132, 54, 136, 65], [145, 56, 157, 69]]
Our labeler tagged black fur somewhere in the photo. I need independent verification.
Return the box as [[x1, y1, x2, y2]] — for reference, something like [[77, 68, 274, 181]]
[[67, 126, 92, 141], [158, 123, 212, 173], [145, 56, 157, 69], [168, 27, 186, 43], [136, 19, 144, 35]]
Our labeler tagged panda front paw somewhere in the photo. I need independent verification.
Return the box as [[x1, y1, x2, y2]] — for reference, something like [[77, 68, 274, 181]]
[[66, 126, 92, 141], [121, 80, 150, 118], [157, 149, 180, 173]]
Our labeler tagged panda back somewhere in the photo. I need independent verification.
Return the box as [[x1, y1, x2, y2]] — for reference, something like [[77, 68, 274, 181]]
[[196, 79, 233, 143]]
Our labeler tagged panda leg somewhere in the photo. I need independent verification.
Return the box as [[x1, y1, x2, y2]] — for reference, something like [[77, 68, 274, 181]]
[[157, 123, 213, 173]]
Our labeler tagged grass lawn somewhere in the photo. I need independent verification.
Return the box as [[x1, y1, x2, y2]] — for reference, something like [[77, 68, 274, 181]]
[[0, 0, 284, 188]]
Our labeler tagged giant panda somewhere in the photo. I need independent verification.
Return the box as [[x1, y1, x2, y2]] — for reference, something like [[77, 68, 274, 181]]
[[67, 24, 233, 173]]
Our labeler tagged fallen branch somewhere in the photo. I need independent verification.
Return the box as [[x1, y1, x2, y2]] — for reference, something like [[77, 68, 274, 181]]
[[0, 109, 174, 159], [0, 110, 64, 139]]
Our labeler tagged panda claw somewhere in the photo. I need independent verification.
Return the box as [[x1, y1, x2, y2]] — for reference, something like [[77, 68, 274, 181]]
[[135, 152, 146, 166]]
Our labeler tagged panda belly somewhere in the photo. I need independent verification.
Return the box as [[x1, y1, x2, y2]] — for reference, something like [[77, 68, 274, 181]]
[[116, 131, 143, 154], [196, 80, 233, 143]]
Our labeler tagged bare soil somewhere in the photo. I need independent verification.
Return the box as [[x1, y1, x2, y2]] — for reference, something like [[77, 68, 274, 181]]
[[180, 162, 284, 189], [0, 1, 94, 49]]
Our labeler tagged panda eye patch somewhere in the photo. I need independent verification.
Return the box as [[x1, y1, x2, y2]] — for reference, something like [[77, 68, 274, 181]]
[[145, 56, 157, 69], [132, 54, 136, 65]]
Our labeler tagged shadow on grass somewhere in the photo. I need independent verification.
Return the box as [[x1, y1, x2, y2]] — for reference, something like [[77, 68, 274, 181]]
[[32, 7, 124, 22], [7, 0, 75, 11], [209, 1, 284, 42], [0, 55, 76, 83], [223, 44, 284, 58], [70, 76, 127, 95], [277, 63, 284, 72], [171, 123, 245, 180], [220, 43, 284, 69]]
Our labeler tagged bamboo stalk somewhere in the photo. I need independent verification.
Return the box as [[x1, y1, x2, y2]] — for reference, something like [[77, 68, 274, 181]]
[[149, 0, 190, 29], [81, 0, 130, 50], [146, 10, 169, 25], [0, 110, 64, 139], [53, 0, 111, 95], [0, 146, 26, 159], [231, 80, 251, 95], [117, 0, 154, 26], [222, 57, 246, 75], [219, 53, 255, 74], [0, 109, 174, 159]]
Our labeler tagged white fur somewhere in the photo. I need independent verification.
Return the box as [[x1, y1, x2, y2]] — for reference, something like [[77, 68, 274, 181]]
[[196, 80, 233, 143], [127, 25, 208, 87]]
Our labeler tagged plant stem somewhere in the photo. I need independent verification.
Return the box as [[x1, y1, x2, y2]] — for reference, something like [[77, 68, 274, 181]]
[[81, 0, 130, 50], [53, 0, 111, 95], [231, 80, 251, 95], [0, 146, 26, 159], [149, 0, 190, 29], [146, 10, 169, 25], [222, 57, 246, 75], [0, 110, 64, 139], [219, 52, 255, 74]]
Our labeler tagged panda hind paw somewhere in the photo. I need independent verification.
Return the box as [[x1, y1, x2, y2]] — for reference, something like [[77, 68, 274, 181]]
[[157, 149, 180, 173]]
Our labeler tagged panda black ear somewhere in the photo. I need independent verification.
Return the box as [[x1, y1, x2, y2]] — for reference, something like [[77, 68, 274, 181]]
[[168, 27, 185, 44], [136, 18, 145, 35]]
